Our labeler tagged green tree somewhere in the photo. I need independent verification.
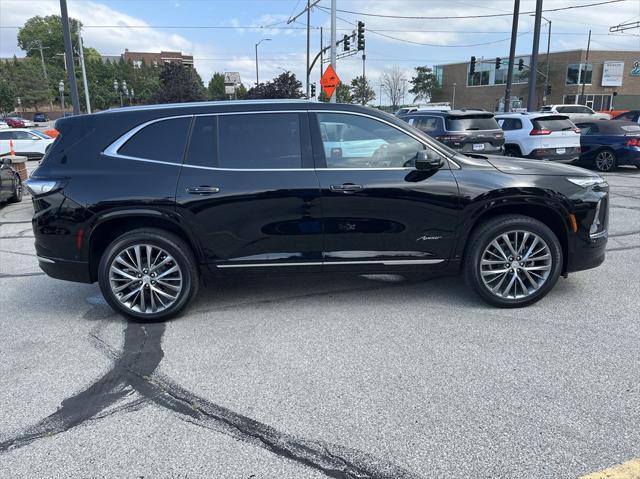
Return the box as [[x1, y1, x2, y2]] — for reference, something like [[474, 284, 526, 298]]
[[350, 76, 375, 105], [0, 80, 15, 113], [408, 66, 439, 103], [236, 83, 247, 99], [8, 57, 51, 108], [245, 71, 303, 99], [18, 15, 81, 70], [152, 63, 206, 104], [207, 72, 226, 100]]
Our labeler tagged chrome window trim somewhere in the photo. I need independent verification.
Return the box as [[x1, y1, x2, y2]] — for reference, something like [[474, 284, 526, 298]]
[[216, 258, 444, 268], [102, 108, 460, 171]]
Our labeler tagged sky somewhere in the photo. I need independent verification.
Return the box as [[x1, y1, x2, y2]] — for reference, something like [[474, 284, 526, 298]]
[[0, 0, 638, 103]]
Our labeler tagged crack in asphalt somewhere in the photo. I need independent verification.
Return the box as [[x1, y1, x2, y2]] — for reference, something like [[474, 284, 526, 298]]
[[0, 303, 422, 479]]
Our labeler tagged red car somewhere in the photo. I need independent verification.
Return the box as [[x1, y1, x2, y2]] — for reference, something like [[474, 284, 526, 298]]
[[4, 117, 25, 128]]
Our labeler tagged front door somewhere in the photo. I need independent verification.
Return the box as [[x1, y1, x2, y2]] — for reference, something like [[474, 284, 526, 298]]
[[310, 111, 460, 273], [175, 111, 323, 273]]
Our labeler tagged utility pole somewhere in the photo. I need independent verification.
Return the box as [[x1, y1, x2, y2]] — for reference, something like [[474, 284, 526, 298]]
[[543, 18, 551, 105], [330, 0, 337, 103], [31, 43, 49, 81], [580, 30, 592, 101], [59, 0, 80, 115], [527, 0, 543, 112], [452, 83, 457, 109], [320, 27, 323, 81], [306, 0, 311, 97], [254, 38, 271, 86], [504, 0, 520, 112], [78, 24, 91, 114]]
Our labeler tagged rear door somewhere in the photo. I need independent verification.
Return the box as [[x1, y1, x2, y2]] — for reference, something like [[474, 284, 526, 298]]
[[310, 110, 460, 273], [175, 111, 323, 273]]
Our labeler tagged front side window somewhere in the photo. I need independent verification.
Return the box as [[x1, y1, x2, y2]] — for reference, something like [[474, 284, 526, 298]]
[[119, 117, 191, 163], [12, 131, 32, 140], [217, 113, 302, 169], [317, 113, 425, 169]]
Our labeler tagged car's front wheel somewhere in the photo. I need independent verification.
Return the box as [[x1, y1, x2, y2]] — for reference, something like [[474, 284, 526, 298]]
[[98, 228, 199, 321], [465, 215, 563, 307]]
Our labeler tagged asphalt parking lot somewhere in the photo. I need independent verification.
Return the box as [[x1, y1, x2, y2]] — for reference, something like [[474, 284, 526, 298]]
[[1, 165, 639, 478]]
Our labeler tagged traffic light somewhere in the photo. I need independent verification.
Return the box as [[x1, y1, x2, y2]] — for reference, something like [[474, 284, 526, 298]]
[[545, 84, 552, 96], [343, 34, 350, 51], [518, 58, 524, 71], [470, 56, 476, 75], [311, 83, 316, 97], [495, 57, 501, 70], [357, 21, 365, 51]]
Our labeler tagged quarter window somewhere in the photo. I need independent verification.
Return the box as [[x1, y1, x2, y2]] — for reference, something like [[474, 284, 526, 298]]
[[119, 117, 191, 163], [217, 113, 302, 169], [316, 113, 425, 169]]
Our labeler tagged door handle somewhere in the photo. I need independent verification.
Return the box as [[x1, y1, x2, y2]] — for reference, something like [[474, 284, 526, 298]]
[[186, 185, 220, 195], [330, 184, 363, 193]]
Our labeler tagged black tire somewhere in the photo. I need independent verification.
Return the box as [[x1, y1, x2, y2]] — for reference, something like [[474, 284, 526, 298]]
[[504, 145, 522, 158], [594, 148, 617, 172], [464, 215, 563, 308], [8, 175, 22, 203], [98, 228, 199, 322]]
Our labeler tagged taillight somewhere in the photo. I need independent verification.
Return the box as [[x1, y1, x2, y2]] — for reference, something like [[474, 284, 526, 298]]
[[625, 137, 640, 147], [530, 128, 552, 135]]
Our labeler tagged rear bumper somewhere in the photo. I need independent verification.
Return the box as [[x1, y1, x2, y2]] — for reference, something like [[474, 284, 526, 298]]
[[616, 148, 640, 166], [37, 255, 93, 283], [525, 150, 580, 163]]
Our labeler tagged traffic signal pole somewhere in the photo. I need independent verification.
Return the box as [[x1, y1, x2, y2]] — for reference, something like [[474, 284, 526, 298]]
[[527, 0, 543, 111], [504, 0, 520, 112], [330, 0, 337, 103], [306, 0, 310, 98]]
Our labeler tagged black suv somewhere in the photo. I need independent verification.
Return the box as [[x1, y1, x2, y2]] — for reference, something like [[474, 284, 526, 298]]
[[26, 101, 608, 321], [399, 110, 505, 156]]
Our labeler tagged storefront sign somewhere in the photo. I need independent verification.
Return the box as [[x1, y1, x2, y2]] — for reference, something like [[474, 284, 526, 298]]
[[602, 61, 624, 86], [631, 61, 640, 77]]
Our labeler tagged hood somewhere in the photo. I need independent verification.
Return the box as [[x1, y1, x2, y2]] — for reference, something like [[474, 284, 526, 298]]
[[481, 155, 594, 177]]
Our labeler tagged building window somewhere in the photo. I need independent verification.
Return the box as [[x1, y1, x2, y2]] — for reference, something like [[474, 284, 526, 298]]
[[132, 60, 142, 69], [468, 69, 490, 86], [434, 66, 443, 88], [566, 63, 592, 85]]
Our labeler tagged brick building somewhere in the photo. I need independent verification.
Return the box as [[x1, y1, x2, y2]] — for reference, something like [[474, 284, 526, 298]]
[[122, 49, 194, 69], [431, 49, 640, 112]]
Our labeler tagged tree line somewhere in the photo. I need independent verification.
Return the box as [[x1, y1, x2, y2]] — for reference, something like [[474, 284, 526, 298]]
[[0, 15, 440, 114]]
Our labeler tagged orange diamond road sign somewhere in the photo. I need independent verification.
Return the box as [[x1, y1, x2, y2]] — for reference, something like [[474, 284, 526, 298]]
[[320, 65, 340, 98]]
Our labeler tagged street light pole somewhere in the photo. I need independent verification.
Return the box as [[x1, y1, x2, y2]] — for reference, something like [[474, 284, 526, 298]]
[[452, 83, 457, 109], [254, 38, 271, 86], [78, 24, 91, 114]]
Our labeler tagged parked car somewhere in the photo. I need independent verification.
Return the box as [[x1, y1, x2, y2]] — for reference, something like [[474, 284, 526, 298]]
[[6, 114, 33, 127], [25, 100, 609, 321], [3, 117, 25, 128], [611, 110, 640, 124], [495, 113, 581, 162], [399, 110, 505, 155], [0, 157, 22, 204], [0, 128, 55, 160], [540, 104, 611, 122], [574, 120, 640, 172], [33, 112, 49, 123]]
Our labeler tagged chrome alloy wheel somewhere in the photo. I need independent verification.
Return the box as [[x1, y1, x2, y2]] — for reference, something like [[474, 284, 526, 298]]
[[480, 230, 552, 300], [108, 244, 183, 314], [595, 150, 615, 171]]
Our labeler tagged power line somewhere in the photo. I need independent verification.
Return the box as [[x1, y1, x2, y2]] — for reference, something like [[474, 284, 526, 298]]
[[326, 0, 630, 20]]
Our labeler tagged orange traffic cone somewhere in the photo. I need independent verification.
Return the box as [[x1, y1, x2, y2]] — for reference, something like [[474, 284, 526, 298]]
[[9, 139, 15, 156]]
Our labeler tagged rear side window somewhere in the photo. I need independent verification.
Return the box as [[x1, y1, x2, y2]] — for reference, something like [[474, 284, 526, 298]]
[[414, 116, 439, 132], [217, 113, 302, 169], [120, 117, 191, 163], [446, 115, 500, 131], [533, 117, 574, 132], [499, 118, 522, 130]]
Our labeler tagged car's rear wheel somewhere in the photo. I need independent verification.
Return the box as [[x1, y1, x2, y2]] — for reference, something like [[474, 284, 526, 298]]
[[465, 215, 563, 307], [8, 175, 22, 203], [594, 149, 617, 172], [504, 145, 521, 157], [98, 228, 199, 322]]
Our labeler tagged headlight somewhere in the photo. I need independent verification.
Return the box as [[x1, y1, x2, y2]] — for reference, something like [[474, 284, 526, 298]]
[[24, 179, 65, 196], [566, 176, 605, 188]]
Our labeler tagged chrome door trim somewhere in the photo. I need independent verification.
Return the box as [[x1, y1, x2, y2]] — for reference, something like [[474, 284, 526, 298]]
[[216, 258, 444, 268]]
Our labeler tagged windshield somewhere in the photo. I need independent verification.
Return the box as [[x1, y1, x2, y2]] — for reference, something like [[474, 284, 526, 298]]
[[446, 115, 500, 131], [533, 116, 575, 131]]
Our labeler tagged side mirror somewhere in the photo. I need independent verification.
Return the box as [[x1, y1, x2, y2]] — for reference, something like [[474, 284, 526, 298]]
[[415, 150, 444, 170]]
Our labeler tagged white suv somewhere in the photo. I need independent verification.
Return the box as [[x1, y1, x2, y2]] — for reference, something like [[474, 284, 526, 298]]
[[540, 104, 611, 122], [495, 113, 581, 162]]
